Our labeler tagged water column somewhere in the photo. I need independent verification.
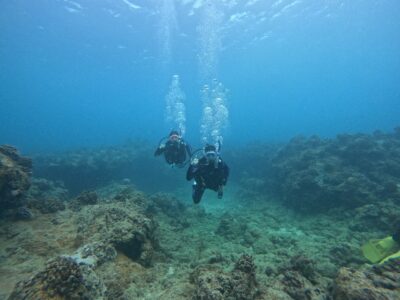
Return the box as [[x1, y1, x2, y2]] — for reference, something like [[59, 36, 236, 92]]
[[158, 0, 177, 67], [165, 75, 186, 136], [198, 1, 229, 147], [200, 80, 229, 145], [197, 0, 222, 84]]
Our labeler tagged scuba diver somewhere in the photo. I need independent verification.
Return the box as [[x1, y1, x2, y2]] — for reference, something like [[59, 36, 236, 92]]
[[186, 143, 229, 204], [154, 130, 192, 168], [362, 227, 400, 264]]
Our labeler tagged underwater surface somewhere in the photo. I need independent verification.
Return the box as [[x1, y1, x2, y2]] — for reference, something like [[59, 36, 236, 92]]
[[1, 0, 400, 299]]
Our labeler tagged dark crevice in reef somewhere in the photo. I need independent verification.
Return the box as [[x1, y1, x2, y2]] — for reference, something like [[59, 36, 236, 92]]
[[115, 236, 143, 261]]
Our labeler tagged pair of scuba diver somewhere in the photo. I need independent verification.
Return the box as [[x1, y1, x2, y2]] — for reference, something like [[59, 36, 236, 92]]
[[362, 227, 400, 264], [156, 131, 400, 263], [154, 130, 229, 204]]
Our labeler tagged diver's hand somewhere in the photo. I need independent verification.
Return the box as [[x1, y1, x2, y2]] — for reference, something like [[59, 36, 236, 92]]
[[154, 145, 165, 156]]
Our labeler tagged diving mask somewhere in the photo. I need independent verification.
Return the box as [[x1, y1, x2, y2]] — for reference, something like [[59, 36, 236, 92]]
[[205, 151, 217, 161], [205, 151, 220, 169], [169, 134, 180, 141]]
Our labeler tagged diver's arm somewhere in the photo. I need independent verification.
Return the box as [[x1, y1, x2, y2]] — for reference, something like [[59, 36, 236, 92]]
[[154, 146, 165, 156], [186, 165, 194, 181], [185, 143, 192, 157], [222, 163, 229, 185], [155, 137, 169, 156]]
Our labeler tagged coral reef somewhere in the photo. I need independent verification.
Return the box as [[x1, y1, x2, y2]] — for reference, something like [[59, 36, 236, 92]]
[[74, 201, 157, 267], [147, 192, 191, 230], [69, 190, 98, 211], [269, 129, 400, 211], [32, 142, 181, 194], [13, 206, 34, 220], [75, 191, 98, 205], [230, 254, 259, 299], [32, 144, 145, 192], [0, 145, 32, 211], [349, 200, 400, 232], [28, 197, 66, 214], [75, 242, 117, 266], [112, 187, 149, 209], [214, 214, 261, 248], [215, 212, 245, 241], [191, 254, 261, 300], [27, 177, 68, 201], [191, 265, 233, 300], [147, 192, 186, 218], [24, 177, 68, 214], [8, 254, 106, 300], [2, 184, 165, 299], [2, 129, 400, 299], [332, 258, 400, 299], [263, 254, 330, 299], [279, 255, 318, 283]]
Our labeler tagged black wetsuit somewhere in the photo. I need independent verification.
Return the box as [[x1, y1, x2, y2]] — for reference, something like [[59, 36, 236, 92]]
[[393, 228, 400, 243], [154, 139, 191, 166], [186, 156, 229, 204]]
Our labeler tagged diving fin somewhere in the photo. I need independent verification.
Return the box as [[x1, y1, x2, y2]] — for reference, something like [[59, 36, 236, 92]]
[[361, 236, 398, 263], [379, 250, 400, 264]]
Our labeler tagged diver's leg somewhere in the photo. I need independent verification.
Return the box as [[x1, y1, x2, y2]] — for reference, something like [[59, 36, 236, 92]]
[[393, 228, 400, 243], [217, 185, 223, 199], [192, 181, 205, 204]]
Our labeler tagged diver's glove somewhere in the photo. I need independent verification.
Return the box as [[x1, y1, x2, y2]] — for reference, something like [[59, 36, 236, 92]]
[[191, 158, 199, 165]]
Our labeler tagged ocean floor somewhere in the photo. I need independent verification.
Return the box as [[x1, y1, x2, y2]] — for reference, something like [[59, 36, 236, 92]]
[[0, 181, 384, 299]]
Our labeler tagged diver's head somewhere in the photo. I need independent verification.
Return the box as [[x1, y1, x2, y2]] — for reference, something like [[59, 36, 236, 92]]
[[204, 144, 218, 163], [169, 130, 180, 141]]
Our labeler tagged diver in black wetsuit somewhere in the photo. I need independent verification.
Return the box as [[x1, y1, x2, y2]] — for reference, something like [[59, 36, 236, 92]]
[[392, 227, 400, 243], [154, 130, 192, 167], [186, 143, 229, 204]]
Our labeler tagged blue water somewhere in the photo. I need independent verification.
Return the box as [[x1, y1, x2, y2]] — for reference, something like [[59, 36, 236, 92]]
[[1, 0, 399, 153]]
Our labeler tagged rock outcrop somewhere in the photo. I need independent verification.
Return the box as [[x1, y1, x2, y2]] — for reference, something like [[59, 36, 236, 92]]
[[270, 129, 400, 212], [0, 145, 32, 211], [32, 143, 163, 193], [264, 254, 330, 300], [69, 190, 98, 211], [191, 254, 261, 300], [332, 258, 400, 299], [8, 254, 106, 300], [75, 201, 157, 267]]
